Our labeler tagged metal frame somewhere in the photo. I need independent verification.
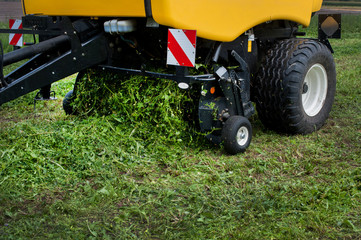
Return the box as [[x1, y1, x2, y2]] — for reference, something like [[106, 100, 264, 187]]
[[0, 34, 108, 105], [0, 16, 109, 105], [318, 14, 342, 54], [99, 65, 215, 85], [0, 15, 255, 144]]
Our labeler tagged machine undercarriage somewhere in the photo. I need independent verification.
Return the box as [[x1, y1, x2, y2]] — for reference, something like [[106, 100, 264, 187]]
[[0, 15, 340, 154]]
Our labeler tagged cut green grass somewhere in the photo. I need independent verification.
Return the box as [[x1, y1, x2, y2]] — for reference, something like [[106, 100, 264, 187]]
[[1, 15, 361, 239]]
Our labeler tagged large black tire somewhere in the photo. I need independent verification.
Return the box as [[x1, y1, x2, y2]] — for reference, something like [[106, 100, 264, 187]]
[[221, 116, 252, 155], [254, 39, 336, 134]]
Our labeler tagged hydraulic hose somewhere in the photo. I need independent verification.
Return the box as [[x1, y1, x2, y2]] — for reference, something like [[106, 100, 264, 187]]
[[3, 35, 70, 67]]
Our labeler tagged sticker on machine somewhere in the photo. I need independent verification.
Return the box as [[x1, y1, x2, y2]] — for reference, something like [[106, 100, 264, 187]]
[[9, 19, 23, 47], [167, 29, 197, 68]]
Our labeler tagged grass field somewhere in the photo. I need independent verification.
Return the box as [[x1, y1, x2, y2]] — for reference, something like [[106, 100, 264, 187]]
[[0, 15, 361, 239]]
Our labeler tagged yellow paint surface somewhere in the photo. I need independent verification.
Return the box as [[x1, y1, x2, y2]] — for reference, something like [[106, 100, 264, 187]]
[[152, 0, 323, 41], [22, 0, 146, 17], [22, 0, 323, 42]]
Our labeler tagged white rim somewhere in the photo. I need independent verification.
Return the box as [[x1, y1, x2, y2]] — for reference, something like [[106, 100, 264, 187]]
[[236, 126, 249, 146], [302, 63, 328, 117]]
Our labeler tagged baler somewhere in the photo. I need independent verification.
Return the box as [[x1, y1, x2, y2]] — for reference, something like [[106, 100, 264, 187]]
[[0, 0, 341, 154]]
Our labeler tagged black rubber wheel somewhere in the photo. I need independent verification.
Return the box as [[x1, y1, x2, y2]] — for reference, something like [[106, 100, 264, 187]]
[[254, 39, 336, 134], [63, 90, 76, 115], [221, 116, 252, 155]]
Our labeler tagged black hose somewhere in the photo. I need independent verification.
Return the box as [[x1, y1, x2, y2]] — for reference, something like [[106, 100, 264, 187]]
[[3, 35, 70, 67]]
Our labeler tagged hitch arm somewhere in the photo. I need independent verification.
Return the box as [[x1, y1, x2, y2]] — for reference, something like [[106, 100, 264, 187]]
[[0, 34, 108, 105]]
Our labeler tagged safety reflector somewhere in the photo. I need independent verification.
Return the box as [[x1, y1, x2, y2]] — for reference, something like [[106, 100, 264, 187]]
[[318, 14, 341, 39], [9, 19, 23, 47], [167, 29, 196, 67]]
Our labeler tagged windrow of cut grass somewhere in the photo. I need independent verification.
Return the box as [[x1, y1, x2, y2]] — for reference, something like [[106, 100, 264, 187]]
[[72, 69, 200, 145], [0, 15, 360, 239]]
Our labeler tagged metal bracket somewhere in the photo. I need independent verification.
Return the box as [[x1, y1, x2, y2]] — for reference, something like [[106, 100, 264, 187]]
[[99, 65, 216, 86], [230, 51, 255, 118], [33, 90, 57, 110], [0, 34, 108, 105], [231, 50, 248, 72], [318, 14, 341, 54]]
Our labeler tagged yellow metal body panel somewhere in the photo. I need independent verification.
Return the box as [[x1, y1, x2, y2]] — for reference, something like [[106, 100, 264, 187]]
[[22, 0, 323, 42], [152, 0, 323, 42], [22, 0, 146, 17]]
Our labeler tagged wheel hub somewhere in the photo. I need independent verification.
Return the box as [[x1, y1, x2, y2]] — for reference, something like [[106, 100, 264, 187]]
[[236, 126, 249, 146], [303, 83, 309, 94], [302, 63, 328, 117]]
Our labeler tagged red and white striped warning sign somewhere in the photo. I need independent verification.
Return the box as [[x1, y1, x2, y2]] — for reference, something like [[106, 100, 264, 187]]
[[9, 19, 23, 47], [167, 29, 196, 68]]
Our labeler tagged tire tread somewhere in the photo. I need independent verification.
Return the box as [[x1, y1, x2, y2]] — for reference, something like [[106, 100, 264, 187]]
[[254, 39, 336, 134]]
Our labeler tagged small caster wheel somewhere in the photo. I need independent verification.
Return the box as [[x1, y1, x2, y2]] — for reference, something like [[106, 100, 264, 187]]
[[221, 116, 252, 154], [63, 90, 76, 115]]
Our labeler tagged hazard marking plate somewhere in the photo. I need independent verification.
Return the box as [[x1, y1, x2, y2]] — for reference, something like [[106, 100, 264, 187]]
[[167, 29, 197, 68], [9, 19, 23, 47]]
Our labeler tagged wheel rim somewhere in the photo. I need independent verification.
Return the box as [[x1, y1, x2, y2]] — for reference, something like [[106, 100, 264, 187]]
[[302, 63, 328, 117], [236, 126, 249, 146]]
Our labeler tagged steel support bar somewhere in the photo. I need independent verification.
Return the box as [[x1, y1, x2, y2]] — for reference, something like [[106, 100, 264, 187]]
[[99, 65, 216, 84], [0, 29, 63, 35], [3, 35, 70, 66], [0, 34, 108, 105]]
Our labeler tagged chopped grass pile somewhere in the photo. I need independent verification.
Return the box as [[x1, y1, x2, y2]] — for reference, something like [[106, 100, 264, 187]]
[[73, 69, 200, 144]]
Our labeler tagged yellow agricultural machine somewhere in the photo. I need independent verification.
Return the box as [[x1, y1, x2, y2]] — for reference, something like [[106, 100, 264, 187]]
[[0, 0, 341, 154]]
